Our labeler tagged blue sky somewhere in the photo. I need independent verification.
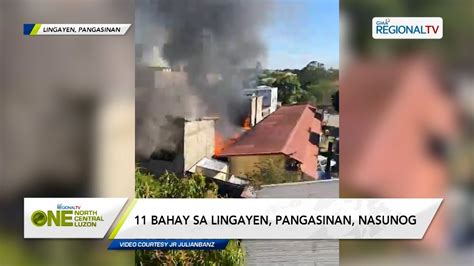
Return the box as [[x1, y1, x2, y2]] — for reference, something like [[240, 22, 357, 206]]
[[263, 0, 339, 70]]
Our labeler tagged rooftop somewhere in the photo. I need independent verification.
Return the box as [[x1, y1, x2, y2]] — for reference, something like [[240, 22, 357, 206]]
[[188, 157, 228, 173], [219, 104, 321, 178]]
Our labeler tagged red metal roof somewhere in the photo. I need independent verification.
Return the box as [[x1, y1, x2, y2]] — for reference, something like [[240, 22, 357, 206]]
[[219, 104, 321, 179]]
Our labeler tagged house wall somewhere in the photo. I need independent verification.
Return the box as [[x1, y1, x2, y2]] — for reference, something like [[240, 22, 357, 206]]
[[255, 96, 263, 124], [250, 95, 264, 126], [250, 96, 256, 126], [269, 86, 278, 113], [183, 120, 215, 171], [243, 86, 278, 114], [229, 154, 298, 177]]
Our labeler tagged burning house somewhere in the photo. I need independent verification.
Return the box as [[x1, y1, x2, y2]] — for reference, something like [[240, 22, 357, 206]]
[[138, 117, 216, 177], [188, 157, 253, 198], [135, 0, 273, 196], [218, 104, 322, 180]]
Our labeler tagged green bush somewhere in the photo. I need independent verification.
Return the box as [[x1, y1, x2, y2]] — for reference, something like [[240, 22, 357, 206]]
[[135, 168, 245, 266], [249, 159, 299, 188]]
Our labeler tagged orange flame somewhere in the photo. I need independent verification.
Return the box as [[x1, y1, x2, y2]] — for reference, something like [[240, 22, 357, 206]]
[[214, 132, 225, 155], [243, 116, 251, 130], [214, 117, 252, 155], [214, 131, 244, 155]]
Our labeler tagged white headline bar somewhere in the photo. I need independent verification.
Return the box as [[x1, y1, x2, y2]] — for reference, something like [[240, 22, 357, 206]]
[[113, 198, 442, 239]]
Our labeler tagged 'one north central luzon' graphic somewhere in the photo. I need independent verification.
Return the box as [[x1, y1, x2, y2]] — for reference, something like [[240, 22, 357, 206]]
[[31, 204, 104, 227]]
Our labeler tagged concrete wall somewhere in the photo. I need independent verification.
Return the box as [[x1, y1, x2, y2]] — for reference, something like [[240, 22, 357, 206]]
[[255, 96, 263, 124], [250, 96, 256, 126], [257, 179, 339, 198], [244, 86, 278, 112], [183, 120, 215, 171], [139, 118, 215, 176], [243, 180, 339, 265], [243, 240, 338, 266], [250, 95, 264, 126], [268, 86, 278, 113]]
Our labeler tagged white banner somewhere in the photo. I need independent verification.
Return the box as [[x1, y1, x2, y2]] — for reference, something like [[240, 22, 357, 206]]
[[25, 24, 131, 35], [24, 198, 127, 238], [112, 198, 442, 239]]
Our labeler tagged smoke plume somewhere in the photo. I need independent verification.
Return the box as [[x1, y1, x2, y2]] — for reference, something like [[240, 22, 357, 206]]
[[136, 0, 272, 159]]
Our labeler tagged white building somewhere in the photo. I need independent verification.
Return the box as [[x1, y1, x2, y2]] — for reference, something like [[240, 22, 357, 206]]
[[243, 86, 278, 114]]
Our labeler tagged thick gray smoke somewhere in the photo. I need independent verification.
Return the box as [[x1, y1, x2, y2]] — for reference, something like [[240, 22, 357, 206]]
[[159, 0, 270, 125], [136, 0, 271, 159], [158, 0, 268, 72]]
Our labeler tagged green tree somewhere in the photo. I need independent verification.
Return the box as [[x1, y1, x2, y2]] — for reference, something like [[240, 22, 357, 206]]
[[304, 80, 337, 105], [135, 169, 245, 266], [268, 72, 303, 104], [297, 61, 328, 89], [248, 159, 299, 188], [258, 61, 338, 106], [326, 68, 339, 81]]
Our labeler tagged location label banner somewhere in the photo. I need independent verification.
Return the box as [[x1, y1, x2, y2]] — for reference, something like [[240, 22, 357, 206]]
[[23, 24, 131, 36]]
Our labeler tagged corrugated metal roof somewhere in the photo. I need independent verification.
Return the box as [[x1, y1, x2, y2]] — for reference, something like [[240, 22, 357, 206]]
[[188, 157, 227, 173], [198, 157, 227, 171], [219, 104, 321, 179]]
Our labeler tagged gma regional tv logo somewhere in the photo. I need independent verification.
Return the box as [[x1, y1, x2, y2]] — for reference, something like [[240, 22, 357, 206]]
[[372, 17, 443, 39], [31, 203, 104, 227]]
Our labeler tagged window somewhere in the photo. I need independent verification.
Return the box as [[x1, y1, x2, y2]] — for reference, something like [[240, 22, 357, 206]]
[[285, 158, 299, 171]]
